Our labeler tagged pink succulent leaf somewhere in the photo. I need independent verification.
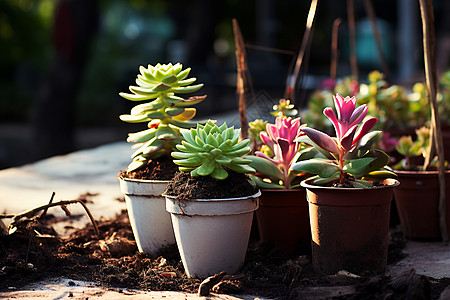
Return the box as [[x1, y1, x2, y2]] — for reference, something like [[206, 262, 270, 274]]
[[279, 121, 289, 140], [323, 107, 341, 139], [340, 124, 358, 151], [339, 95, 356, 121], [260, 131, 274, 151], [352, 117, 378, 147], [349, 104, 368, 126], [255, 151, 279, 165], [278, 138, 296, 169], [302, 127, 339, 154], [333, 93, 344, 119], [266, 123, 279, 140]]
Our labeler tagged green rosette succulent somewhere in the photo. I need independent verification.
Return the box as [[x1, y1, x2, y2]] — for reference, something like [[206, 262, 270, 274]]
[[119, 62, 206, 172], [171, 120, 256, 180]]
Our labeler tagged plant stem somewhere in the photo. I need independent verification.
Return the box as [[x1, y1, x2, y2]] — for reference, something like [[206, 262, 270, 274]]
[[339, 149, 345, 184]]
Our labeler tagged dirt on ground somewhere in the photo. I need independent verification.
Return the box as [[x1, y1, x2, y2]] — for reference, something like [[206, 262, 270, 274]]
[[0, 195, 449, 299]]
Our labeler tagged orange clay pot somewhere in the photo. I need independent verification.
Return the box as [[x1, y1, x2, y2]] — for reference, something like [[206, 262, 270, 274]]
[[301, 178, 399, 275], [393, 170, 450, 240], [255, 189, 310, 254]]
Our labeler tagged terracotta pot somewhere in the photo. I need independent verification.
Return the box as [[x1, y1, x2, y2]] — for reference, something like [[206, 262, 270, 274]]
[[165, 191, 260, 278], [119, 177, 175, 256], [393, 170, 450, 240], [255, 189, 310, 254], [301, 178, 399, 275]]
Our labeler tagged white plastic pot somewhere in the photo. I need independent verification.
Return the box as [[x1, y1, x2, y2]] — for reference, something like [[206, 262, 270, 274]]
[[119, 177, 175, 256], [165, 191, 260, 278]]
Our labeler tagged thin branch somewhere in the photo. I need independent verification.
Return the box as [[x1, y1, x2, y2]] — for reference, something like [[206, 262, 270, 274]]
[[7, 198, 99, 237], [419, 0, 448, 244], [331, 18, 341, 81], [40, 191, 56, 218], [285, 0, 319, 101], [244, 43, 296, 56], [233, 18, 249, 139], [347, 0, 358, 81]]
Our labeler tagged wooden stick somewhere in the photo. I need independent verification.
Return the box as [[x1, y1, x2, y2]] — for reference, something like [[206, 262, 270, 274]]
[[8, 198, 99, 237], [346, 0, 358, 81], [40, 191, 56, 218], [285, 0, 319, 101], [233, 19, 248, 139], [331, 18, 341, 81], [363, 0, 390, 81], [419, 0, 448, 244]]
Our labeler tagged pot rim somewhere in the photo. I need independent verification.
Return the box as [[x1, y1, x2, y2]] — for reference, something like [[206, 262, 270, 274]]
[[164, 190, 261, 202], [261, 188, 305, 192], [394, 169, 450, 176], [118, 176, 170, 184], [300, 178, 400, 191]]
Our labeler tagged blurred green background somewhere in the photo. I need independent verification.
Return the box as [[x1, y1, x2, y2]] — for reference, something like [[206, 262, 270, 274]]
[[0, 0, 449, 168]]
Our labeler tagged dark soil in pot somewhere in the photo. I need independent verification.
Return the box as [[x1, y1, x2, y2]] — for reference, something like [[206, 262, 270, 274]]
[[118, 156, 178, 180], [164, 170, 259, 200], [0, 194, 447, 299]]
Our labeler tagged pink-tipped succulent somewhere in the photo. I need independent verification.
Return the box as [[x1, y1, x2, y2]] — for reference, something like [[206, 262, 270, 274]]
[[292, 93, 396, 187], [247, 117, 314, 189]]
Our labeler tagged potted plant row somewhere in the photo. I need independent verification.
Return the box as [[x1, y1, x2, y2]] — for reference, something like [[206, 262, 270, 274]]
[[292, 93, 399, 275], [117, 62, 206, 256]]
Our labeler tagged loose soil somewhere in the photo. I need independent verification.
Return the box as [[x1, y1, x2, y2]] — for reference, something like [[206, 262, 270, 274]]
[[119, 156, 179, 181], [164, 170, 259, 200], [0, 199, 449, 299]]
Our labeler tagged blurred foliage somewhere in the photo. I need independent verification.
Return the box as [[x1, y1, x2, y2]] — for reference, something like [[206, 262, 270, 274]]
[[302, 70, 450, 136], [0, 0, 54, 122]]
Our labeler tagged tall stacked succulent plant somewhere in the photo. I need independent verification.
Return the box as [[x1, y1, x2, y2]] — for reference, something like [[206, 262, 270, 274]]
[[171, 120, 255, 180], [119, 63, 206, 172]]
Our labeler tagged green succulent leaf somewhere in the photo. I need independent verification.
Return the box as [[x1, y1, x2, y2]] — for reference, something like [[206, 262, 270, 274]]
[[196, 160, 215, 176], [177, 78, 197, 86], [176, 68, 191, 80], [119, 92, 154, 101], [173, 84, 204, 94], [250, 175, 285, 189], [247, 155, 284, 180], [146, 111, 165, 119], [343, 157, 376, 177], [119, 114, 151, 123], [165, 107, 184, 116], [130, 101, 164, 115], [127, 128, 157, 143], [155, 125, 179, 140], [153, 83, 172, 92], [162, 74, 178, 84], [291, 159, 340, 178], [308, 174, 340, 185]]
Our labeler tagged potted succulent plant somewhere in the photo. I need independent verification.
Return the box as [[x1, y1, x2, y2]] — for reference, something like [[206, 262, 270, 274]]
[[118, 62, 206, 256], [291, 93, 398, 275], [393, 126, 450, 239], [163, 120, 260, 278], [246, 116, 315, 254]]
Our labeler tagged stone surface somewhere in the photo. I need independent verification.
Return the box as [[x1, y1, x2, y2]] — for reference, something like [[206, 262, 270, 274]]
[[0, 140, 449, 298]]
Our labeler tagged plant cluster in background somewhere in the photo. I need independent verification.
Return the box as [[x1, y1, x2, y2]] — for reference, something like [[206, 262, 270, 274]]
[[302, 70, 450, 136], [171, 120, 255, 180], [394, 126, 443, 170], [119, 62, 205, 171]]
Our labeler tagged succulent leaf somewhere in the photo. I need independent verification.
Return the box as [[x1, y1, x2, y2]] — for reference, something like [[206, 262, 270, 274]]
[[171, 120, 254, 179], [120, 114, 151, 123]]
